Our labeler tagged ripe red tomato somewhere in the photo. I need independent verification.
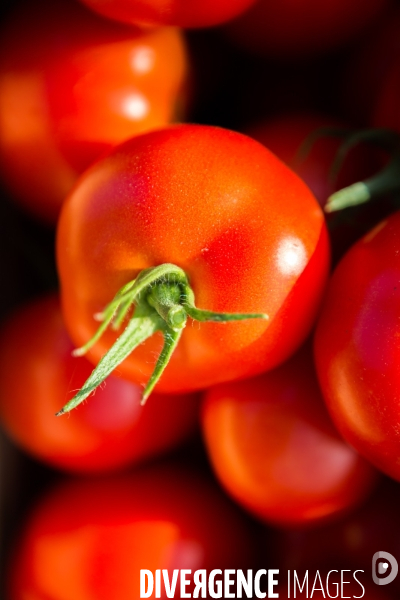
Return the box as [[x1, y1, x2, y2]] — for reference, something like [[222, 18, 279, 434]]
[[201, 346, 377, 527], [0, 0, 188, 223], [0, 295, 199, 473], [343, 9, 400, 125], [314, 210, 400, 481], [78, 0, 257, 29], [57, 124, 329, 400], [226, 0, 391, 58], [7, 462, 257, 600]]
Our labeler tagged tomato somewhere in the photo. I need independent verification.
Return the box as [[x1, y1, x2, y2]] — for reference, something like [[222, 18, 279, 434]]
[[226, 0, 391, 58], [56, 124, 329, 404], [77, 0, 257, 29], [343, 9, 400, 125], [7, 462, 257, 600], [0, 0, 188, 223], [314, 211, 400, 481], [201, 345, 377, 527], [0, 295, 199, 473]]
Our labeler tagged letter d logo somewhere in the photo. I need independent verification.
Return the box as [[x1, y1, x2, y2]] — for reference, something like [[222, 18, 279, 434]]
[[372, 552, 398, 585]]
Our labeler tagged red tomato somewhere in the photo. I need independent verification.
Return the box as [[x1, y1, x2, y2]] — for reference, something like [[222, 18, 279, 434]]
[[0, 295, 199, 473], [314, 211, 400, 481], [57, 124, 329, 399], [7, 462, 257, 600], [0, 0, 188, 223], [201, 346, 377, 527], [343, 9, 400, 125], [226, 0, 391, 58], [78, 0, 257, 29]]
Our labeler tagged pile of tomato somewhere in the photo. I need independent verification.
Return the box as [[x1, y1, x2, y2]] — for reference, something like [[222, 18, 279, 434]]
[[2, 0, 400, 598]]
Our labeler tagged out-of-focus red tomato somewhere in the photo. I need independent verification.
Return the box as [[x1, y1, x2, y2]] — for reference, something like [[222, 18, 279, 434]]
[[201, 346, 377, 527], [315, 211, 400, 481], [0, 295, 199, 473], [0, 0, 188, 223], [342, 8, 400, 124], [78, 0, 257, 29], [7, 463, 257, 600], [226, 0, 391, 59]]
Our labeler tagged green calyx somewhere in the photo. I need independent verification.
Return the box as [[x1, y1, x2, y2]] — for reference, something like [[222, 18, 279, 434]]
[[56, 263, 269, 416]]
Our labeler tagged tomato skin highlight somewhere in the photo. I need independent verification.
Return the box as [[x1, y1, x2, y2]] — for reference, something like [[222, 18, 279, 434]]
[[0, 295, 200, 473], [0, 0, 188, 223], [201, 346, 377, 527], [7, 463, 257, 600], [78, 0, 257, 29], [57, 124, 330, 394], [314, 211, 400, 481]]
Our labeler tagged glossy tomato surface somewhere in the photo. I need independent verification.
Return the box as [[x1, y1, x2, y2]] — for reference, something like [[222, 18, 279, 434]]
[[0, 0, 188, 223], [202, 346, 377, 526], [315, 211, 400, 480], [78, 0, 257, 29], [0, 295, 199, 473], [7, 462, 257, 600], [57, 124, 329, 394]]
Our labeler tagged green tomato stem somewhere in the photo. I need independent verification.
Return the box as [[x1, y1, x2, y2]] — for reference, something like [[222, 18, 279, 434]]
[[325, 128, 400, 213], [56, 263, 269, 415]]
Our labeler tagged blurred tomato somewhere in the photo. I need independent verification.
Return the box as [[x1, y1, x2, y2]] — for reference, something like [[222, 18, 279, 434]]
[[202, 346, 377, 527], [7, 462, 257, 600], [226, 0, 391, 59], [0, 0, 188, 223], [0, 295, 200, 473], [342, 7, 400, 124], [78, 0, 257, 29]]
